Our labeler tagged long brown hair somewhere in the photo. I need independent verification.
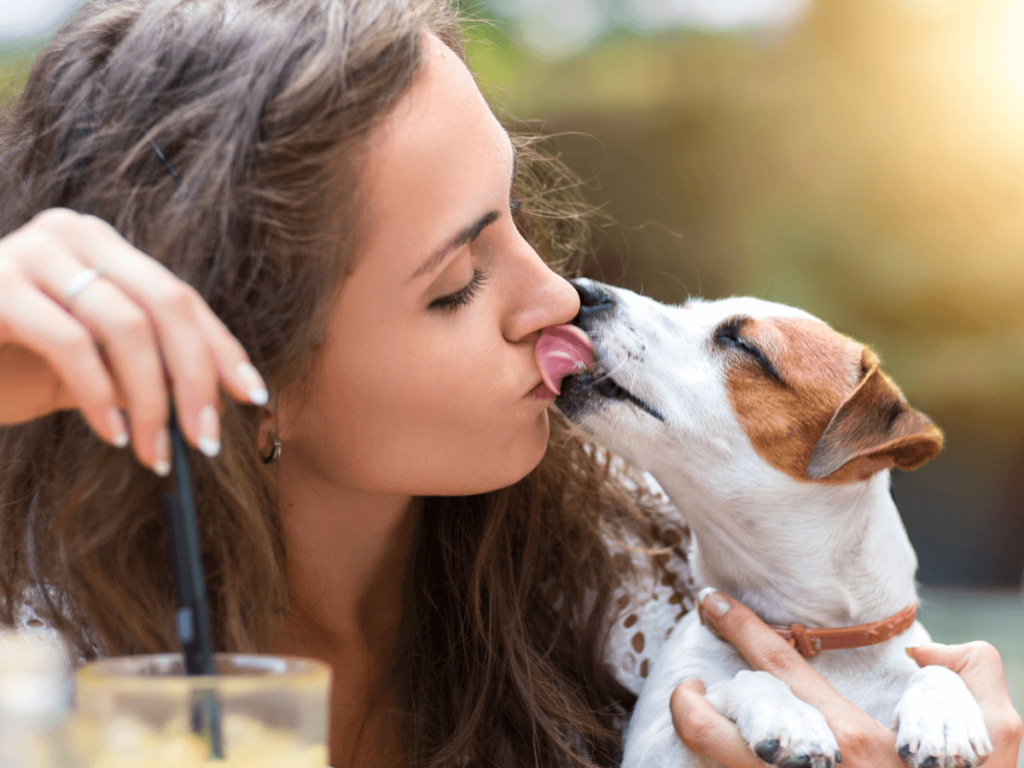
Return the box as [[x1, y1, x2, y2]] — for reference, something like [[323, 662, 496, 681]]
[[0, 1, 672, 765]]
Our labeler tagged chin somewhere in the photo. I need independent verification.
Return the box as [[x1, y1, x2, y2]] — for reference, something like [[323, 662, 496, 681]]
[[430, 414, 551, 496], [488, 412, 551, 492]]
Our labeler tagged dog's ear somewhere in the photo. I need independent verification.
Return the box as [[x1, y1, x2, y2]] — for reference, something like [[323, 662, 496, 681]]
[[807, 348, 943, 482]]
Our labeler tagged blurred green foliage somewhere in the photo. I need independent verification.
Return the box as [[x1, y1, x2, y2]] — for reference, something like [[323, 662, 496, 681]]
[[0, 48, 36, 106]]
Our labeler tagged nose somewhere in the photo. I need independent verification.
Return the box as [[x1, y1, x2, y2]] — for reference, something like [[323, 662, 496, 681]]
[[570, 277, 615, 330]]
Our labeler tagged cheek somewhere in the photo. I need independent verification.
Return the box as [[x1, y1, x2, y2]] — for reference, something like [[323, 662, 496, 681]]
[[287, 328, 550, 495]]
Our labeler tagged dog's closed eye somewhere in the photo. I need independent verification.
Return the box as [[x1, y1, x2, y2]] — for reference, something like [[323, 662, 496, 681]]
[[713, 317, 784, 385]]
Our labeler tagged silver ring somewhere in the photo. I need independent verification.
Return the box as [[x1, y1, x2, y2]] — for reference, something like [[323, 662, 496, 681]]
[[63, 268, 105, 301]]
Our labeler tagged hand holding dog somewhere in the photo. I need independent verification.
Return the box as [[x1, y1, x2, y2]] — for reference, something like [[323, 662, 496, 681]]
[[671, 591, 1023, 768], [908, 642, 1024, 767]]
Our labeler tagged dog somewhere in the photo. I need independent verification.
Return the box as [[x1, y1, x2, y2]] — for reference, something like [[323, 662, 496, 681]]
[[555, 278, 992, 768]]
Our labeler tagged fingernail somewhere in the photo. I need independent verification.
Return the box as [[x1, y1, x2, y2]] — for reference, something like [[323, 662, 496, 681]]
[[106, 408, 129, 448], [153, 426, 171, 477], [237, 362, 268, 406], [698, 587, 731, 620], [905, 643, 943, 659], [196, 404, 220, 458]]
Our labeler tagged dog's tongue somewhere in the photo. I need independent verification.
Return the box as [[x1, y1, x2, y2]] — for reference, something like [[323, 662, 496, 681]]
[[535, 324, 594, 396]]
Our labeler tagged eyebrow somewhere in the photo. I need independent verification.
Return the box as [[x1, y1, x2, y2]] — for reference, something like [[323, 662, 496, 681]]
[[407, 142, 520, 284]]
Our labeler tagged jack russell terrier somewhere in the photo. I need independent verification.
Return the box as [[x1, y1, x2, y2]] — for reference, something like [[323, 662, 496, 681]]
[[548, 278, 992, 768]]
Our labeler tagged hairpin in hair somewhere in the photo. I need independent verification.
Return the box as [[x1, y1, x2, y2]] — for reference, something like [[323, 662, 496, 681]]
[[149, 139, 182, 184]]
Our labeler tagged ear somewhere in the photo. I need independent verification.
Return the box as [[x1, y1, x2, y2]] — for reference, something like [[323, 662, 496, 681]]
[[806, 348, 943, 482]]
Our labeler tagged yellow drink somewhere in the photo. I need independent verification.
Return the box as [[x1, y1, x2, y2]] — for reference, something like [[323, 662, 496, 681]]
[[73, 654, 331, 768]]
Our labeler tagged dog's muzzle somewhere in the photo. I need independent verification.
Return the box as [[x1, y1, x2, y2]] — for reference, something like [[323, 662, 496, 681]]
[[556, 279, 666, 423], [571, 277, 616, 327]]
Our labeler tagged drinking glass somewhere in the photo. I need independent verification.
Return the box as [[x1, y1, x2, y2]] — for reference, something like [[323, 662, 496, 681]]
[[72, 653, 331, 768]]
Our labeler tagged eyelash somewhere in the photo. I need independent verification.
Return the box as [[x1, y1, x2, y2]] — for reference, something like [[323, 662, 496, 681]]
[[430, 268, 489, 312], [428, 196, 521, 313]]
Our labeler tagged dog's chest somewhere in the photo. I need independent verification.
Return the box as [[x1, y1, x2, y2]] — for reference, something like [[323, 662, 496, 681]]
[[802, 620, 933, 722], [635, 616, 932, 735]]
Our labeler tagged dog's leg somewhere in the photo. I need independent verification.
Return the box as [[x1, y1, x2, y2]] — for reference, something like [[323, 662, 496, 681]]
[[704, 670, 841, 768], [892, 666, 992, 768], [622, 614, 743, 768]]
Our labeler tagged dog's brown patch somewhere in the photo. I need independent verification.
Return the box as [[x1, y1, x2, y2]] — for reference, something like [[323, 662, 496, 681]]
[[725, 317, 943, 483]]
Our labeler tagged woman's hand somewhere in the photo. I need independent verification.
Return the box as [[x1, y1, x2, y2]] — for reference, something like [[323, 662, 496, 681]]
[[670, 590, 1023, 767], [0, 208, 269, 474]]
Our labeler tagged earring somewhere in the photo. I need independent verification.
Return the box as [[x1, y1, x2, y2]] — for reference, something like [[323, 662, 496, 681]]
[[261, 434, 281, 464]]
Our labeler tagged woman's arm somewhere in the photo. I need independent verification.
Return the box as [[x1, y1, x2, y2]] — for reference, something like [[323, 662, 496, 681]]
[[670, 590, 1022, 768], [0, 208, 266, 472]]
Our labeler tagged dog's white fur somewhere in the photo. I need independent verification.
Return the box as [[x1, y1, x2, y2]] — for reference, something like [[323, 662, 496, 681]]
[[556, 279, 991, 768]]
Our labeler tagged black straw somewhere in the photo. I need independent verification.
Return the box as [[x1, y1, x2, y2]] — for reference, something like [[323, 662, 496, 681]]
[[151, 139, 224, 758], [162, 409, 224, 759]]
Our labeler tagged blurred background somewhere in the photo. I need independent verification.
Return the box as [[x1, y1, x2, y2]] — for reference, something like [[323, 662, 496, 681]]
[[2, 0, 1022, 734]]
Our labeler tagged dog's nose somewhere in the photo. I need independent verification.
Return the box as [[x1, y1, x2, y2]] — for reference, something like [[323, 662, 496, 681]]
[[570, 277, 615, 329]]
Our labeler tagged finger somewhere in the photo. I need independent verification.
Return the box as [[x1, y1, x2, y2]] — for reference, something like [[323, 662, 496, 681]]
[[909, 641, 1000, 679], [0, 345, 75, 420], [21, 246, 173, 472], [69, 279, 175, 472], [34, 214, 217, 452], [192, 302, 269, 407], [670, 678, 765, 768], [59, 213, 268, 410], [698, 589, 843, 710], [908, 642, 1013, 707], [34, 212, 267, 449], [0, 286, 128, 447]]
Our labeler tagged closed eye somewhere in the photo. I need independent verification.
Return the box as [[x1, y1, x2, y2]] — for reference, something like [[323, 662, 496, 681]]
[[714, 317, 784, 385], [429, 267, 488, 313]]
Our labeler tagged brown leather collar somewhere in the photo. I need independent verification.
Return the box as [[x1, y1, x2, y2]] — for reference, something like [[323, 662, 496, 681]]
[[699, 601, 918, 658]]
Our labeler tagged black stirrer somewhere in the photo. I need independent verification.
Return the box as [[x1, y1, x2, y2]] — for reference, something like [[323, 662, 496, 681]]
[[162, 408, 225, 759], [150, 138, 224, 757]]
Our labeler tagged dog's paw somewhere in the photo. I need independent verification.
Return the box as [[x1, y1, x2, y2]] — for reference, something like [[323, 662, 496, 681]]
[[893, 666, 992, 768], [707, 670, 841, 768]]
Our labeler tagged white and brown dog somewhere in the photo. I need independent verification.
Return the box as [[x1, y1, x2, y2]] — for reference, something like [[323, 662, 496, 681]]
[[556, 278, 992, 768]]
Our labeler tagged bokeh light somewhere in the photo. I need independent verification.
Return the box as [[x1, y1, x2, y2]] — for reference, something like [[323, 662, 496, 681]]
[[0, 0, 82, 40]]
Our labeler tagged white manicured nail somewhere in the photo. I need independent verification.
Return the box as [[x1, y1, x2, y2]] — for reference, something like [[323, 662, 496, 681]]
[[153, 427, 171, 477], [196, 405, 220, 458], [106, 408, 129, 448], [237, 362, 268, 406], [697, 587, 731, 620], [697, 587, 718, 605]]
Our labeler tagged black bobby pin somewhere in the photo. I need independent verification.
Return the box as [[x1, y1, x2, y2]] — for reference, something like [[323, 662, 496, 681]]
[[149, 139, 182, 184], [149, 137, 226, 300]]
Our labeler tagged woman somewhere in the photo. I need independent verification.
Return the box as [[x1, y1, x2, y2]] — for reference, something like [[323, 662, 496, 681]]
[[0, 0, 1018, 766]]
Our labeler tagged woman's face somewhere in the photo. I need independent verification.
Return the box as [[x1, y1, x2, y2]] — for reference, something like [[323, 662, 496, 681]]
[[276, 34, 580, 497]]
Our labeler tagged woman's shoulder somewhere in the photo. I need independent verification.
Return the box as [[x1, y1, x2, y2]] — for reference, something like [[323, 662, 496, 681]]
[[597, 448, 698, 697]]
